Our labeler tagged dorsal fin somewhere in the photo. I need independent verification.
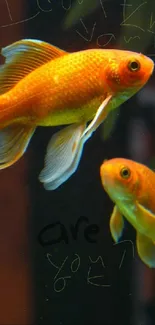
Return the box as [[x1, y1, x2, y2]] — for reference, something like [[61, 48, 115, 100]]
[[0, 39, 68, 95]]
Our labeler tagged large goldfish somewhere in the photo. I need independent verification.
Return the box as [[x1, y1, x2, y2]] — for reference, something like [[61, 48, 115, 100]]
[[0, 39, 153, 190], [100, 158, 155, 268]]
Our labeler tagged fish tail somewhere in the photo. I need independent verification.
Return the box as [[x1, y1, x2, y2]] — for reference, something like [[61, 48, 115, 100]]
[[0, 122, 36, 169]]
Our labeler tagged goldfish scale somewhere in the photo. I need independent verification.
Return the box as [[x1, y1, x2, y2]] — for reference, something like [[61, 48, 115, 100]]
[[37, 95, 105, 127]]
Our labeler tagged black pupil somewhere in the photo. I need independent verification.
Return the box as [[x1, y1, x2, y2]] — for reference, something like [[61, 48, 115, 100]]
[[122, 168, 129, 177], [130, 61, 139, 70]]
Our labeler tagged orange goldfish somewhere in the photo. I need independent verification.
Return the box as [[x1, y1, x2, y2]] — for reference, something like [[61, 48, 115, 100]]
[[0, 39, 153, 190], [100, 158, 155, 268]]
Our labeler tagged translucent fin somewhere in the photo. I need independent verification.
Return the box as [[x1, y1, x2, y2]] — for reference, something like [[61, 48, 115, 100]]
[[136, 201, 155, 229], [43, 135, 86, 190], [81, 94, 112, 140], [39, 123, 86, 190], [101, 107, 120, 141], [0, 39, 67, 95], [0, 123, 35, 169], [110, 205, 124, 243], [136, 232, 155, 268]]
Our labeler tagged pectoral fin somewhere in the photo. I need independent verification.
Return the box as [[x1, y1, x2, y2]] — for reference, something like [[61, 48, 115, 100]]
[[101, 107, 120, 141], [136, 232, 155, 268], [81, 94, 112, 141], [0, 123, 35, 169], [110, 205, 124, 243], [39, 123, 87, 190], [136, 201, 155, 229]]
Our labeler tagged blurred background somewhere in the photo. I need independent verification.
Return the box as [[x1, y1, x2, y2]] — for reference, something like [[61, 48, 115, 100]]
[[0, 0, 155, 324]]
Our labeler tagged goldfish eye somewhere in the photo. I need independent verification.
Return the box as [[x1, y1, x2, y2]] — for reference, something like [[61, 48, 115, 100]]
[[128, 60, 140, 72], [120, 167, 131, 179]]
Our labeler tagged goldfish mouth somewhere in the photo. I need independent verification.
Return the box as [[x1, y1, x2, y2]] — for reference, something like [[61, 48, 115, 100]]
[[146, 57, 154, 78], [146, 64, 154, 80], [151, 63, 154, 74]]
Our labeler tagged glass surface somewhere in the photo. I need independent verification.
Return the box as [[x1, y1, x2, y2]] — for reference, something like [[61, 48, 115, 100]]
[[0, 0, 154, 324]]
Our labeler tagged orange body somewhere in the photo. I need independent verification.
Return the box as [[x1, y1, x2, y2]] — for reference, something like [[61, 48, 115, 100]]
[[0, 44, 153, 128]]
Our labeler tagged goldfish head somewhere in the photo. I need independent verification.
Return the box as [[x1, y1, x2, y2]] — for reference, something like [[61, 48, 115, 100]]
[[100, 158, 140, 204], [104, 50, 154, 95]]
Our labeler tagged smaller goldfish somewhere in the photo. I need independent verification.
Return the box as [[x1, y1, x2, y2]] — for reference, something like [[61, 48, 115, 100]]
[[100, 158, 155, 268]]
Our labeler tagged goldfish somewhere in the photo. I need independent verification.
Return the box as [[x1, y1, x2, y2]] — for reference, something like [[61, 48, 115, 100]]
[[0, 39, 153, 190], [100, 158, 155, 268]]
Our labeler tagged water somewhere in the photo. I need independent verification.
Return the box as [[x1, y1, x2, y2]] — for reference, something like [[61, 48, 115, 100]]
[[0, 0, 155, 324]]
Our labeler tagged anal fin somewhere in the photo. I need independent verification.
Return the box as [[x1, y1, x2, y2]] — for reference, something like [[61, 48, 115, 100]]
[[0, 123, 35, 169], [136, 232, 155, 268], [39, 123, 87, 190]]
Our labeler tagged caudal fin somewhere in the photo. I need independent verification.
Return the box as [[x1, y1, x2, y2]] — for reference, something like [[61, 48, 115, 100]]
[[0, 122, 35, 169]]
